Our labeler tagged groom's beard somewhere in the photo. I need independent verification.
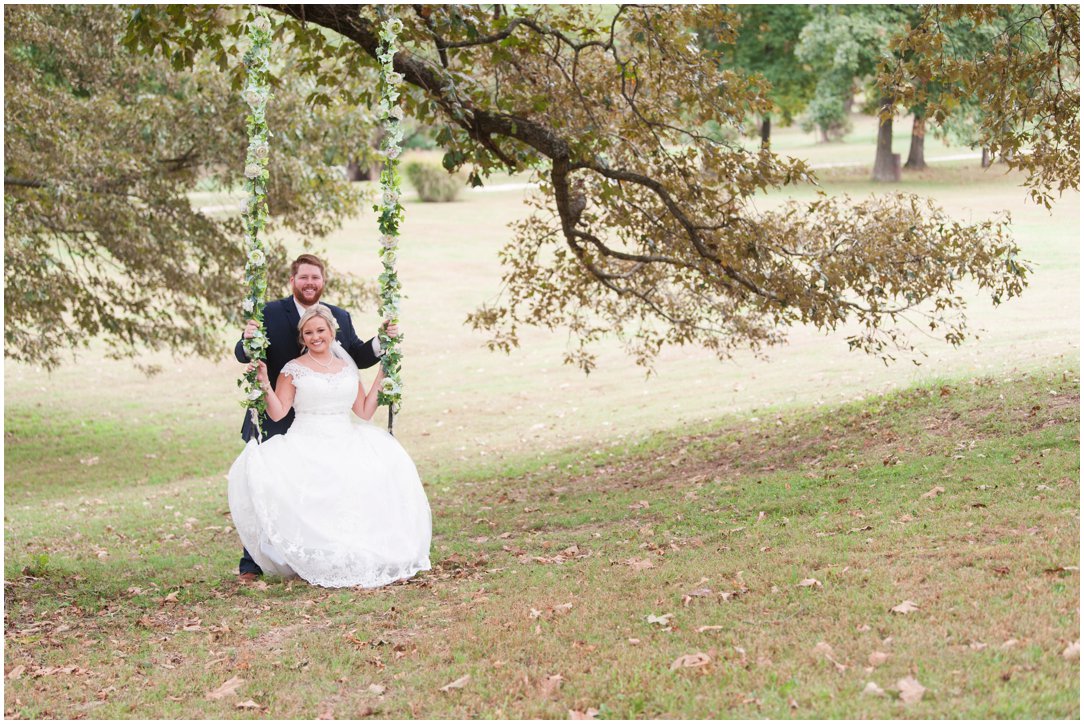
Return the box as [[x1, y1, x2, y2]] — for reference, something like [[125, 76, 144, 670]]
[[293, 286, 323, 306]]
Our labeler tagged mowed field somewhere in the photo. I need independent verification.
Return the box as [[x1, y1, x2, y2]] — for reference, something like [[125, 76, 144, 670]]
[[4, 114, 1079, 718]]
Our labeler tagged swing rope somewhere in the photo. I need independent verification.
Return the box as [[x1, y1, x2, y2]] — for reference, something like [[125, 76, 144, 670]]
[[238, 9, 405, 437], [238, 10, 273, 442], [374, 11, 406, 434]]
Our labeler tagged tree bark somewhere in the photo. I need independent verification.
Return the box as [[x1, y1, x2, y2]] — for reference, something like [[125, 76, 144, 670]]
[[345, 158, 371, 182], [871, 97, 900, 182], [904, 113, 927, 170], [760, 115, 771, 149], [981, 147, 992, 168]]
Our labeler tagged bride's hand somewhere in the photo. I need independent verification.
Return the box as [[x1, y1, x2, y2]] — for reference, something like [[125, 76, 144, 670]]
[[253, 361, 271, 388]]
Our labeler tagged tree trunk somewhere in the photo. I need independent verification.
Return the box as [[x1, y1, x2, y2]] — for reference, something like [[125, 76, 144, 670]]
[[981, 147, 992, 168], [871, 97, 900, 182], [904, 114, 927, 170], [819, 125, 830, 144], [760, 115, 771, 149]]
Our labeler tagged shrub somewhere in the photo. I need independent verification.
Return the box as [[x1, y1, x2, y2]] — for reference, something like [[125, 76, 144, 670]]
[[404, 161, 462, 202]]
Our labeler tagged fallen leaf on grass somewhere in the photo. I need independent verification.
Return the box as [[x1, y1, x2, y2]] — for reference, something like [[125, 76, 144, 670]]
[[540, 674, 564, 698], [697, 625, 724, 633], [235, 700, 261, 710], [569, 708, 600, 719], [439, 674, 470, 692], [206, 675, 244, 700], [812, 641, 848, 672], [646, 613, 673, 626], [896, 676, 926, 705], [797, 578, 822, 588], [890, 600, 919, 614], [670, 652, 711, 670], [368, 684, 387, 695], [6, 665, 25, 680], [1062, 641, 1079, 661], [921, 486, 945, 500], [161, 591, 179, 604], [868, 651, 889, 667], [627, 638, 641, 645], [625, 558, 654, 571], [862, 681, 886, 697]]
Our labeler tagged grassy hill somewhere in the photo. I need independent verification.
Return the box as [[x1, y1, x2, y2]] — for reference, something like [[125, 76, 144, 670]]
[[4, 368, 1078, 718]]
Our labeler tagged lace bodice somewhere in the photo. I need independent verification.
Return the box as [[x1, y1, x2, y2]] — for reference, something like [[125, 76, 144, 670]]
[[281, 359, 359, 418]]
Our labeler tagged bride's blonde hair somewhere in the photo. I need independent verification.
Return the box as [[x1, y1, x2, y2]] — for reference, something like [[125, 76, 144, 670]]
[[297, 304, 339, 347]]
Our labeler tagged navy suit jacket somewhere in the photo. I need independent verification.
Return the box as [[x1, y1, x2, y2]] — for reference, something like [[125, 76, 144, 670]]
[[235, 296, 380, 441]]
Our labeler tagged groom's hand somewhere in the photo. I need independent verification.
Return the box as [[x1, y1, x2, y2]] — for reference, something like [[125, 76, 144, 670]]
[[382, 321, 400, 339], [242, 319, 259, 339]]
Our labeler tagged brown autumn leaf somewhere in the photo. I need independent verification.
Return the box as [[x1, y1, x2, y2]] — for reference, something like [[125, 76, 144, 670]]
[[696, 625, 724, 633], [368, 684, 387, 696], [868, 651, 889, 667], [540, 674, 564, 698], [797, 578, 822, 588], [921, 486, 945, 499], [439, 674, 470, 692], [6, 665, 25, 680], [890, 600, 920, 614], [161, 591, 179, 604], [896, 675, 926, 705], [646, 613, 673, 626], [569, 708, 600, 719], [862, 681, 886, 697], [1062, 641, 1080, 661], [670, 652, 711, 671], [625, 557, 655, 571], [235, 700, 261, 710], [206, 675, 244, 700]]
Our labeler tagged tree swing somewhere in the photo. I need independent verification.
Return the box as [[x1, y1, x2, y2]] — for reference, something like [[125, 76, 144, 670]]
[[237, 10, 405, 439]]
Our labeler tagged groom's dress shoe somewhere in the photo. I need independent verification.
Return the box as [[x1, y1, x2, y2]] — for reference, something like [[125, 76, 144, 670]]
[[238, 572, 260, 583]]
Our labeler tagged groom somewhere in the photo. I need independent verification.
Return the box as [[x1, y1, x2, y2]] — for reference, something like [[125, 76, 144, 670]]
[[233, 252, 396, 580]]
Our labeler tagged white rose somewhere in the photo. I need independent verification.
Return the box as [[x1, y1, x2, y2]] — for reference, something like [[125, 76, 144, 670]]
[[248, 248, 266, 265], [382, 189, 399, 205], [380, 377, 400, 394], [243, 298, 254, 313], [242, 87, 263, 108], [385, 17, 404, 35], [382, 251, 397, 266], [380, 234, 396, 248], [247, 388, 263, 401], [386, 146, 401, 160], [386, 71, 404, 86], [239, 198, 251, 214], [251, 142, 270, 160], [252, 16, 271, 32], [389, 105, 405, 121], [244, 163, 262, 179]]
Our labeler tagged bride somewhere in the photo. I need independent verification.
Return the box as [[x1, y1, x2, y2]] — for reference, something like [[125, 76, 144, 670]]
[[227, 304, 432, 588]]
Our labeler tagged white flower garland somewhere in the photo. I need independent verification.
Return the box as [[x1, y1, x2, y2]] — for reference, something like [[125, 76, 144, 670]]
[[237, 11, 273, 438], [376, 15, 405, 414]]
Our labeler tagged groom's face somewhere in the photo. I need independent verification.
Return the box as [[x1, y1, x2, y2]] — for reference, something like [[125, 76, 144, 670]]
[[290, 263, 325, 307]]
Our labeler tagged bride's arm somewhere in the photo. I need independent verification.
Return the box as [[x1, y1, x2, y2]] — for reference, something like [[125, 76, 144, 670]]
[[352, 365, 385, 421], [256, 362, 296, 421]]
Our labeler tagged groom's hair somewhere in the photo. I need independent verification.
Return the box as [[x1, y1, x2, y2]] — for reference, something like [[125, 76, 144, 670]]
[[291, 253, 326, 277]]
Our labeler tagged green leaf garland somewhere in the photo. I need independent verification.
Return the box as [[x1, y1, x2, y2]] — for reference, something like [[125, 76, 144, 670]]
[[237, 11, 273, 439], [375, 16, 405, 413]]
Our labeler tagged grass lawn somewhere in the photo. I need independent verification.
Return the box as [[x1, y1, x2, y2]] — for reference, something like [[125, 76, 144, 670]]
[[4, 110, 1079, 717], [4, 368, 1078, 718]]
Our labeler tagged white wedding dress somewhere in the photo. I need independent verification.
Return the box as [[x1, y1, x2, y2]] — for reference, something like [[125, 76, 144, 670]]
[[227, 359, 431, 588]]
